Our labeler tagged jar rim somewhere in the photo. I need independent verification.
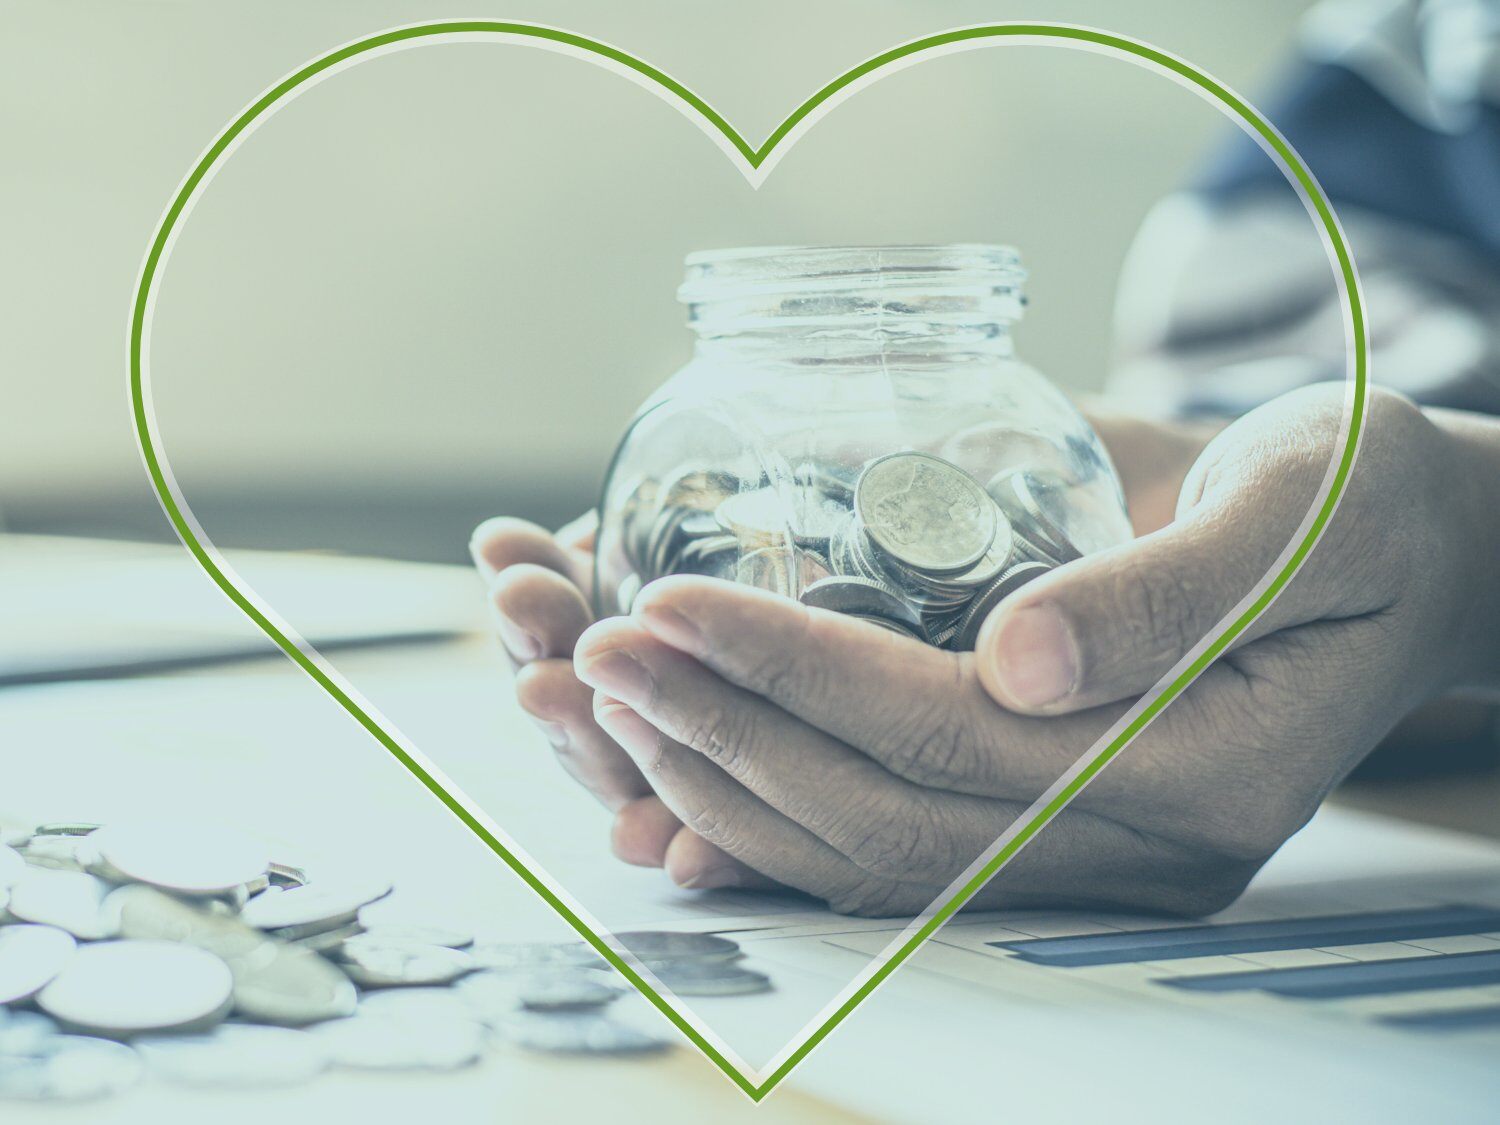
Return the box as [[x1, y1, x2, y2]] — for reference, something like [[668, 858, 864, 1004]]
[[678, 244, 1025, 304]]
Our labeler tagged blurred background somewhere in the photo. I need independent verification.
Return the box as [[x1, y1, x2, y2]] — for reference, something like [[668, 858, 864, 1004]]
[[0, 0, 1318, 562]]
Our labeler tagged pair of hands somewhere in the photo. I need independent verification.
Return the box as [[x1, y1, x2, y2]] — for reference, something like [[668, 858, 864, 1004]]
[[473, 384, 1495, 916]]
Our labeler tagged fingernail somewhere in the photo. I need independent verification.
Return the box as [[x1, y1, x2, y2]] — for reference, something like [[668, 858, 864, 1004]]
[[637, 603, 706, 658], [988, 603, 1078, 708], [495, 615, 542, 662], [592, 697, 662, 766], [578, 649, 652, 706], [680, 865, 741, 890], [468, 536, 496, 581]]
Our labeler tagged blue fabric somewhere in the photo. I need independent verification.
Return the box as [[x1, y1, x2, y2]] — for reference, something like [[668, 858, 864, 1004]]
[[1200, 63, 1500, 264]]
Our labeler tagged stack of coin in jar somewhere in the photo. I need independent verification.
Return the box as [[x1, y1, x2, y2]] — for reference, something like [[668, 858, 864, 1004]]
[[0, 817, 770, 1102], [613, 450, 1081, 650]]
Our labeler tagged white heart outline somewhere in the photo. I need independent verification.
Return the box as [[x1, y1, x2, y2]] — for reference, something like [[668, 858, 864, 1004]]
[[128, 20, 1368, 1099]]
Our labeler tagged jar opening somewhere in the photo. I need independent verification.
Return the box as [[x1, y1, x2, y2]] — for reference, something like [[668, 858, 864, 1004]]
[[678, 244, 1026, 348]]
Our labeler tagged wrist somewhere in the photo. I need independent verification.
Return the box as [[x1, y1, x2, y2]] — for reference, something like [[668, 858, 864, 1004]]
[[1429, 407, 1500, 694]]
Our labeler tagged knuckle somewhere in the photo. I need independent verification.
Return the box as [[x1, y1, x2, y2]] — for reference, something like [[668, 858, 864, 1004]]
[[678, 705, 756, 774], [877, 673, 991, 790], [1115, 562, 1201, 665], [838, 801, 951, 882], [826, 877, 922, 918]]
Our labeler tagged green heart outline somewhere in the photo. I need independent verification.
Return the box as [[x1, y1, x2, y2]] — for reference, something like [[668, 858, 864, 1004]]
[[128, 20, 1367, 1101]]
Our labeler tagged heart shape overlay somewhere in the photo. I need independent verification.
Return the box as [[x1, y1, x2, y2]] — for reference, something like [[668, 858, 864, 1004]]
[[128, 20, 1367, 1100]]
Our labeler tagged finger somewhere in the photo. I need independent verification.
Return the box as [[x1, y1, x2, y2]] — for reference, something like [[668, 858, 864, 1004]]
[[628, 577, 1108, 800], [556, 510, 599, 553], [663, 827, 782, 892], [470, 516, 593, 593], [576, 618, 1002, 884], [488, 564, 593, 661], [973, 513, 1287, 716], [514, 659, 652, 810], [610, 796, 682, 867], [589, 694, 889, 912]]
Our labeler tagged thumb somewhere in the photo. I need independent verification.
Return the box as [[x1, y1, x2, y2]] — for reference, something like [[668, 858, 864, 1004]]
[[974, 512, 1286, 715]]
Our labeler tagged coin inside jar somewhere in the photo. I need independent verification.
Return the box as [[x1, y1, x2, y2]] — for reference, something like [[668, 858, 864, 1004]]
[[855, 452, 998, 575], [953, 561, 1054, 652]]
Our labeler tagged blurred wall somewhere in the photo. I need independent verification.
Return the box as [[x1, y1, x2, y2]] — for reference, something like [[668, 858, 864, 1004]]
[[0, 0, 1313, 559]]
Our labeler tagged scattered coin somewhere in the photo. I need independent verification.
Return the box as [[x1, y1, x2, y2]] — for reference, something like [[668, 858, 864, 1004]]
[[315, 1014, 484, 1071], [336, 942, 475, 989], [37, 940, 233, 1037], [91, 821, 269, 897], [516, 971, 620, 1012], [500, 1011, 669, 1057], [0, 846, 24, 888], [7, 870, 117, 940], [136, 1024, 328, 1088], [466, 941, 607, 973], [0, 1035, 142, 1101], [0, 926, 77, 1005], [241, 873, 391, 932], [358, 987, 472, 1021], [0, 1010, 60, 1054], [352, 916, 474, 950], [609, 931, 742, 965], [650, 962, 772, 997]]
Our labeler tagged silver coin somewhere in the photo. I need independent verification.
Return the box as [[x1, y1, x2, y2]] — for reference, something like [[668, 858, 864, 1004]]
[[0, 925, 77, 1005], [466, 941, 607, 973], [358, 987, 472, 1021], [31, 823, 101, 838], [336, 942, 475, 989], [315, 1013, 483, 1071], [266, 861, 309, 889], [0, 1035, 141, 1101], [1000, 472, 1082, 563], [91, 821, 269, 897], [288, 920, 364, 954], [856, 452, 998, 575], [136, 1024, 328, 1088], [241, 874, 391, 931], [516, 971, 620, 1012], [0, 1011, 60, 1054], [452, 970, 524, 1024], [18, 834, 91, 873], [500, 1011, 668, 1056], [232, 945, 359, 1027], [0, 845, 24, 887], [953, 561, 1054, 652], [850, 613, 927, 642], [7, 869, 117, 940], [38, 940, 233, 1037], [615, 571, 643, 613], [651, 962, 772, 997], [609, 931, 741, 964], [800, 576, 922, 633], [109, 883, 356, 1028], [348, 919, 474, 950], [736, 546, 795, 597]]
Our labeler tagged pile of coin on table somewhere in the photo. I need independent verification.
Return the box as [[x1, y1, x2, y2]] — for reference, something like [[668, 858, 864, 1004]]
[[0, 817, 769, 1102], [615, 450, 1081, 649]]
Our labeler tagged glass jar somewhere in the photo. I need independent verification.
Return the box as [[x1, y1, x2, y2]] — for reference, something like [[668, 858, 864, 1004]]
[[594, 245, 1131, 651]]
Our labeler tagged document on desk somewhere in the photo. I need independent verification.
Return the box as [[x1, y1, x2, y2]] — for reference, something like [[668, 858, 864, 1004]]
[[0, 534, 484, 684]]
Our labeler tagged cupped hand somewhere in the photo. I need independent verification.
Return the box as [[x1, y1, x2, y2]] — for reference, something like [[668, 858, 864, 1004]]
[[469, 511, 773, 889], [567, 385, 1489, 914]]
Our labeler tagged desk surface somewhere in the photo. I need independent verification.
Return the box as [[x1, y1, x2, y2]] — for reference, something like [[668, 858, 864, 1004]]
[[5, 536, 1500, 1122]]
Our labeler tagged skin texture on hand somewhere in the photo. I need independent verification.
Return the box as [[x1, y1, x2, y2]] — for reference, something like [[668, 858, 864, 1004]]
[[474, 384, 1500, 916]]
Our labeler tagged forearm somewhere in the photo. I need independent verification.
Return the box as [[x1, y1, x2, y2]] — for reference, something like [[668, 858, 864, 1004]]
[[1429, 405, 1500, 696]]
